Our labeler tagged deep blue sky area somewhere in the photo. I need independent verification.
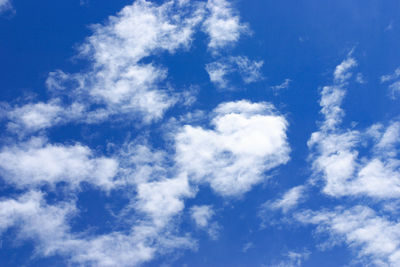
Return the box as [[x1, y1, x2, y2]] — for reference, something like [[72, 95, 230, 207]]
[[0, 0, 399, 266]]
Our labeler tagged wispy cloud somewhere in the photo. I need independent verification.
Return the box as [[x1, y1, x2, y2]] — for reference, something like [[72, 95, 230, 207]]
[[206, 56, 263, 89], [381, 67, 400, 99], [270, 78, 291, 92]]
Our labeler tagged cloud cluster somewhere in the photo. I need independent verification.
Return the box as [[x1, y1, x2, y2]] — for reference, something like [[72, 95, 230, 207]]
[[288, 57, 400, 265], [0, 0, 281, 266]]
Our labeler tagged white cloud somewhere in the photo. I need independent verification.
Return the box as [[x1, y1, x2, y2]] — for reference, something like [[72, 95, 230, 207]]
[[355, 73, 365, 84], [296, 206, 400, 266], [6, 100, 84, 134], [381, 67, 400, 83], [296, 57, 400, 266], [308, 57, 400, 199], [381, 67, 400, 99], [0, 142, 197, 267], [190, 205, 219, 239], [271, 79, 291, 91], [266, 186, 305, 213], [0, 137, 118, 190], [271, 250, 310, 267], [389, 81, 400, 99], [5, 0, 207, 133], [206, 56, 263, 89], [206, 60, 231, 88], [190, 205, 214, 228], [333, 57, 357, 82], [175, 100, 290, 196], [202, 0, 248, 51]]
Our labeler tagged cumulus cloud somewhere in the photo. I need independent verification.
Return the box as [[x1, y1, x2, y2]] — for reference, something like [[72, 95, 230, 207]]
[[176, 100, 290, 196], [0, 137, 118, 190], [202, 0, 248, 51], [0, 1, 287, 265], [206, 56, 263, 89]]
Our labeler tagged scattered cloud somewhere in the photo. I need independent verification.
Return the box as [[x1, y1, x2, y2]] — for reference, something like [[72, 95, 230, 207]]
[[4, 0, 207, 134]]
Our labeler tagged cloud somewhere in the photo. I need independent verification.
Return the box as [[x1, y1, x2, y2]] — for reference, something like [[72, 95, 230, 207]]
[[206, 56, 263, 89], [291, 56, 400, 265], [270, 250, 310, 267], [0, 141, 197, 266], [190, 205, 214, 228], [296, 206, 400, 266], [190, 205, 219, 239], [0, 137, 118, 190], [333, 57, 357, 82], [308, 57, 400, 199], [0, 0, 11, 13], [176, 100, 290, 196], [265, 186, 305, 213], [271, 79, 291, 92], [5, 0, 206, 133], [381, 67, 400, 99], [6, 100, 85, 134], [381, 67, 400, 83], [202, 0, 248, 51]]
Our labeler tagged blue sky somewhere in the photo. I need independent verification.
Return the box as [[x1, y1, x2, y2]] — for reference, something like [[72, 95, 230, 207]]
[[0, 0, 399, 266]]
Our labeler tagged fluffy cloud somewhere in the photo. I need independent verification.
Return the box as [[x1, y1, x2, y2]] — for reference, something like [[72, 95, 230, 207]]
[[5, 0, 207, 133], [176, 100, 290, 196], [202, 0, 248, 51], [0, 137, 118, 190], [309, 57, 400, 199], [292, 57, 400, 265], [296, 206, 400, 266], [190, 205, 214, 228], [206, 56, 263, 89]]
